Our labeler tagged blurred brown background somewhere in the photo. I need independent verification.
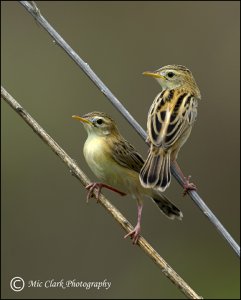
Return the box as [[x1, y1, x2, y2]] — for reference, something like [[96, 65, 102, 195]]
[[1, 1, 240, 299]]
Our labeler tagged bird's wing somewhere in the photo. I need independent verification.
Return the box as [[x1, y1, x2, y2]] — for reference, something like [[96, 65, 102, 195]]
[[110, 138, 144, 173], [147, 90, 198, 149]]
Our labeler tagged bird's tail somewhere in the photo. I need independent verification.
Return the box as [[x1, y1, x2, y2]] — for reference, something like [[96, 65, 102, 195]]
[[152, 192, 183, 220], [140, 147, 171, 192]]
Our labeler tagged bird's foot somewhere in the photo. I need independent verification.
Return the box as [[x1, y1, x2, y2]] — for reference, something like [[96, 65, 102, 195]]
[[145, 136, 151, 146], [31, 1, 41, 15], [124, 224, 141, 245], [183, 175, 197, 196], [86, 182, 126, 203]]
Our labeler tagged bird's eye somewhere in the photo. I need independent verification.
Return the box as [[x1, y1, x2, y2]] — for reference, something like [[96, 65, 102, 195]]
[[96, 118, 103, 125], [167, 72, 175, 78]]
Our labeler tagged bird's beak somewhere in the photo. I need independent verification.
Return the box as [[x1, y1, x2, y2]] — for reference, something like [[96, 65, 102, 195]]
[[142, 71, 165, 79], [72, 115, 93, 126]]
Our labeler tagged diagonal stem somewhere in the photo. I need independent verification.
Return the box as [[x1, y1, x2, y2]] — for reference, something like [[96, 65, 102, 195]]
[[1, 86, 203, 299]]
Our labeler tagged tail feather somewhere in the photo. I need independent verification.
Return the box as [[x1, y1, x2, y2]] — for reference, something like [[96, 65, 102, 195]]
[[152, 193, 183, 220], [140, 148, 171, 192]]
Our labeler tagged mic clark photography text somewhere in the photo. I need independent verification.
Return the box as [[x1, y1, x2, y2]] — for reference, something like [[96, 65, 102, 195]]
[[28, 279, 111, 290]]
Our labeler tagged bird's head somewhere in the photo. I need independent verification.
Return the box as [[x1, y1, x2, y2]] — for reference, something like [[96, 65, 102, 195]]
[[72, 111, 119, 137], [143, 64, 201, 98]]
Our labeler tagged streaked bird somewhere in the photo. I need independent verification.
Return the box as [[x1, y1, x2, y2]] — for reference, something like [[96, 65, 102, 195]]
[[140, 65, 201, 193], [72, 112, 182, 244]]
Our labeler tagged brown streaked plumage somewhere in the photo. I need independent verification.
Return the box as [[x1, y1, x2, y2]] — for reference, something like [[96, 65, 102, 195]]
[[72, 111, 182, 244], [140, 65, 201, 192]]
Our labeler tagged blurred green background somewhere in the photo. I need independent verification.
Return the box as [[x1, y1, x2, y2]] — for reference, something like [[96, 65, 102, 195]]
[[1, 1, 240, 299]]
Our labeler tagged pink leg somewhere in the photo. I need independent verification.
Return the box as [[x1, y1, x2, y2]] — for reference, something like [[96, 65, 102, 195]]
[[172, 160, 197, 196], [86, 182, 126, 202], [124, 202, 143, 244]]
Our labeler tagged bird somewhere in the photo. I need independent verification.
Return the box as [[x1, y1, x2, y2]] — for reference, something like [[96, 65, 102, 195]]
[[139, 65, 201, 194], [72, 111, 183, 244]]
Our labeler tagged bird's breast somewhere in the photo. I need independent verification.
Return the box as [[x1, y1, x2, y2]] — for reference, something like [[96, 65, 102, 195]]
[[83, 136, 144, 197], [83, 136, 110, 179]]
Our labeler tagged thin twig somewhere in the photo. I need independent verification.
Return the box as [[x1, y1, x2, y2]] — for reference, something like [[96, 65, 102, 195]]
[[18, 1, 240, 258], [1, 86, 202, 299]]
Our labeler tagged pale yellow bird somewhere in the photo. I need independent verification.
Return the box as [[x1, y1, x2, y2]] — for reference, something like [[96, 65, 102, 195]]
[[72, 112, 182, 244], [140, 65, 201, 193]]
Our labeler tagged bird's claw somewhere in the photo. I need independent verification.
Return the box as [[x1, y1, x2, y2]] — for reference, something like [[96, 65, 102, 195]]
[[145, 136, 151, 146], [183, 175, 197, 196], [124, 225, 141, 245], [86, 183, 101, 203], [85, 182, 126, 203], [31, 1, 41, 15]]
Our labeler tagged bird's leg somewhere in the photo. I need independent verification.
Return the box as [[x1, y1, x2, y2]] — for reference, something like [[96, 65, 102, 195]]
[[172, 160, 197, 196], [86, 182, 126, 202], [124, 201, 143, 244]]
